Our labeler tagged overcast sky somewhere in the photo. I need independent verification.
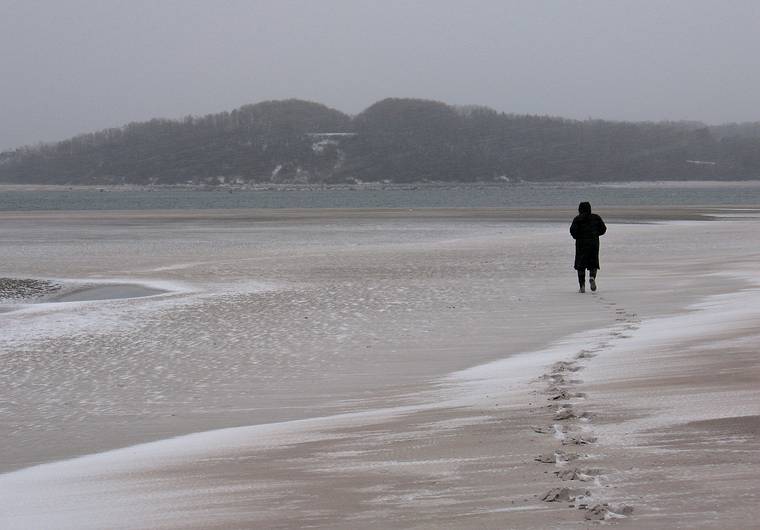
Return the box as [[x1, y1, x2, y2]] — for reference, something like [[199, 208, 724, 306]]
[[1, 0, 759, 150]]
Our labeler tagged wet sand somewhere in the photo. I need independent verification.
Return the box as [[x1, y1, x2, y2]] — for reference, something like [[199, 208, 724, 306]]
[[1, 207, 759, 528]]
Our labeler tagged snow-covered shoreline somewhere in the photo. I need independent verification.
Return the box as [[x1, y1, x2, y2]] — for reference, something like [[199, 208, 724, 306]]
[[2, 211, 760, 528], [3, 269, 759, 529]]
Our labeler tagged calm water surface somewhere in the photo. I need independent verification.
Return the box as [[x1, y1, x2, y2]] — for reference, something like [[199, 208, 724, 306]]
[[2, 182, 760, 211]]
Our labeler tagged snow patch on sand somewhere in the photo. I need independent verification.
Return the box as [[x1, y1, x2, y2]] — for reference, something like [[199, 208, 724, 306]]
[[3, 274, 760, 528], [0, 309, 613, 528], [0, 406, 416, 530], [0, 277, 277, 348]]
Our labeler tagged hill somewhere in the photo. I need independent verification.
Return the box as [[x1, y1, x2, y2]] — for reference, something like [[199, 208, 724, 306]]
[[1, 98, 759, 184]]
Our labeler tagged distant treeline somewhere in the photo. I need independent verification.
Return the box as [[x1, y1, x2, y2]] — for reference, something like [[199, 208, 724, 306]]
[[1, 98, 759, 184]]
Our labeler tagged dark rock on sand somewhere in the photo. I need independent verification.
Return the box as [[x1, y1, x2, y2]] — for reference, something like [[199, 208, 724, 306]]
[[0, 278, 61, 300]]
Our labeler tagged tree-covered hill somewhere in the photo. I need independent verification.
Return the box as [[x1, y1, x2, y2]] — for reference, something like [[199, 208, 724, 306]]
[[0, 100, 352, 185], [1, 98, 759, 184]]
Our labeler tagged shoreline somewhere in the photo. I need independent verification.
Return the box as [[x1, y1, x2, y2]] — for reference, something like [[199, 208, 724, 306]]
[[3, 269, 760, 528], [0, 270, 760, 529], [0, 289, 641, 529], [1, 209, 759, 527], [2, 179, 760, 193], [0, 205, 743, 222]]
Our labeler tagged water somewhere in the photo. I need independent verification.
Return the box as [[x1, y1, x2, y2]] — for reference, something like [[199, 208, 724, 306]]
[[49, 284, 167, 303], [2, 181, 760, 211]]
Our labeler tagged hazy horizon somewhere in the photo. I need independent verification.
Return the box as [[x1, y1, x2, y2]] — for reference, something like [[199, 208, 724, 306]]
[[2, 0, 759, 151]]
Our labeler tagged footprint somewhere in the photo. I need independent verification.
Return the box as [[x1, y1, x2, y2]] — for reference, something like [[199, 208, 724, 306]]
[[548, 390, 573, 401], [534, 450, 580, 464], [541, 487, 590, 502], [554, 406, 576, 421], [539, 373, 564, 383], [554, 467, 595, 482], [551, 361, 579, 372], [535, 452, 559, 463], [561, 434, 597, 445], [548, 390, 586, 401], [583, 504, 634, 520]]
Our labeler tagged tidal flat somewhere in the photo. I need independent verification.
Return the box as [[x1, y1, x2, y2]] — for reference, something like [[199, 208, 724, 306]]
[[1, 207, 759, 529]]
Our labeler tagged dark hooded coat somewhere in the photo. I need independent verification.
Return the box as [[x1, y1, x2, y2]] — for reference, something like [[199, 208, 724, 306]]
[[570, 204, 607, 271]]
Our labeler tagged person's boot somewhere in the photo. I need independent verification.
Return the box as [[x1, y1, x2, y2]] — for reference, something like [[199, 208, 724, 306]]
[[589, 278, 596, 291], [579, 284, 585, 293]]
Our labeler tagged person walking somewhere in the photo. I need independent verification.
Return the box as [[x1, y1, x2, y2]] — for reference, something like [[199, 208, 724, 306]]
[[570, 201, 607, 293]]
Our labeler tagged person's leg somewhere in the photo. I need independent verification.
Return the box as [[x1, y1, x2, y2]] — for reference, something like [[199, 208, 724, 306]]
[[589, 268, 597, 291], [577, 269, 586, 292]]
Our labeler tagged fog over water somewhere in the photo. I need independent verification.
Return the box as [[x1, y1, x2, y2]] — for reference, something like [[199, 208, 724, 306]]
[[1, 0, 759, 151]]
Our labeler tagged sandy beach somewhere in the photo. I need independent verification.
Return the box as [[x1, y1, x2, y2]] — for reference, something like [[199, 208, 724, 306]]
[[1, 207, 759, 529]]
